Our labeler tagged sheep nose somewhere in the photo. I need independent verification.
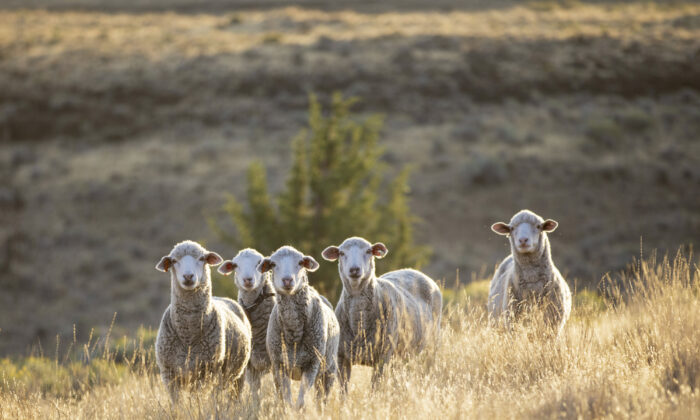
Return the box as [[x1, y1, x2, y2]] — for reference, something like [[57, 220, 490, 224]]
[[183, 274, 194, 285], [282, 276, 293, 288], [519, 238, 529, 245], [243, 277, 253, 285], [348, 267, 360, 278]]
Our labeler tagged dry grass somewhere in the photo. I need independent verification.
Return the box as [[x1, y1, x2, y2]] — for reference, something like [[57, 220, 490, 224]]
[[2, 250, 698, 419]]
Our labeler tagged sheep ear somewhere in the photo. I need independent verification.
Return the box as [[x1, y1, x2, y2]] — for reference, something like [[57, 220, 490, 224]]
[[156, 256, 173, 272], [217, 261, 237, 275], [541, 219, 558, 232], [491, 223, 511, 235], [322, 246, 340, 262], [302, 256, 320, 272], [371, 243, 388, 259], [258, 258, 273, 273], [205, 252, 223, 266]]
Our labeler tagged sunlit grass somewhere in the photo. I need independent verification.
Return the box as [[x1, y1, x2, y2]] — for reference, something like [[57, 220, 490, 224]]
[[1, 250, 698, 418]]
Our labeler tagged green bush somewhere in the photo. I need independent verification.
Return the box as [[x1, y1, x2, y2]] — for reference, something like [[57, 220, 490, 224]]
[[209, 94, 430, 300]]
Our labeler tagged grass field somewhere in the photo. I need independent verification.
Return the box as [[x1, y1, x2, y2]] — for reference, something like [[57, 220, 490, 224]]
[[1, 250, 697, 419]]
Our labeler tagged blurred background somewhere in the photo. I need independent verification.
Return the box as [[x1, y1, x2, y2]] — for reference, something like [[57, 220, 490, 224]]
[[1, 0, 699, 355]]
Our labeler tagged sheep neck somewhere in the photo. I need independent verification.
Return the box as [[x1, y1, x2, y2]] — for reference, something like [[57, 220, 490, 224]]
[[511, 234, 554, 292], [238, 277, 275, 311], [275, 282, 310, 344], [342, 268, 378, 297], [169, 270, 215, 343], [345, 277, 377, 336]]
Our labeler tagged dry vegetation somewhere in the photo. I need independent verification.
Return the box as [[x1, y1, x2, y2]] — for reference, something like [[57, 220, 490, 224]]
[[1, 251, 698, 418]]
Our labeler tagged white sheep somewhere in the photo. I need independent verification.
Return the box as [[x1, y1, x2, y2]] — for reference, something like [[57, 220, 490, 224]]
[[217, 248, 276, 398], [322, 237, 442, 391], [260, 245, 339, 409], [488, 209, 572, 335], [154, 240, 252, 401]]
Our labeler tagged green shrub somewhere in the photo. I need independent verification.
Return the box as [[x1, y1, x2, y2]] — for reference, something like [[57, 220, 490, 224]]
[[209, 94, 430, 300]]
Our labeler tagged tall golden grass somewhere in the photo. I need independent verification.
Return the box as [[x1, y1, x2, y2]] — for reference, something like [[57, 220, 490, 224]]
[[1, 250, 698, 419]]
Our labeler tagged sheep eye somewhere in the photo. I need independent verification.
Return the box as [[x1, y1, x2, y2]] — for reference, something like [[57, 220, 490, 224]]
[[339, 251, 345, 257], [199, 257, 205, 261], [270, 262, 276, 268]]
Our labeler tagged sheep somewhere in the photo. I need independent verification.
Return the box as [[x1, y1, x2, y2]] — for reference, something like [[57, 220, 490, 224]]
[[321, 236, 442, 392], [259, 245, 339, 409], [217, 248, 276, 398], [154, 240, 252, 401], [488, 209, 572, 335]]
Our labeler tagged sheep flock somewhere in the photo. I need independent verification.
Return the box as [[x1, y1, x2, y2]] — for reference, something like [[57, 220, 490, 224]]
[[154, 209, 572, 407]]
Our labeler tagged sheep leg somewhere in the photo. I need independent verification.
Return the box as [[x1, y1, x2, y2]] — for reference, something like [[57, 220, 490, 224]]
[[232, 373, 245, 399], [504, 285, 517, 330], [337, 354, 352, 395], [314, 377, 324, 402], [168, 385, 180, 403], [272, 364, 292, 405], [246, 367, 262, 401], [296, 362, 320, 409], [161, 371, 180, 403], [314, 369, 336, 403], [323, 369, 336, 399], [370, 350, 392, 388], [370, 365, 383, 388], [546, 286, 566, 334]]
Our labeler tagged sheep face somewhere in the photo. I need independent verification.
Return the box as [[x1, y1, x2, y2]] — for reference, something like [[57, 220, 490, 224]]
[[258, 246, 319, 295], [322, 237, 387, 292], [218, 249, 265, 292], [156, 245, 223, 291], [492, 210, 558, 255]]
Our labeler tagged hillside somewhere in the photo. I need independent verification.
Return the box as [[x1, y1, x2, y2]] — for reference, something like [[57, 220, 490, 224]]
[[1, 1, 699, 354]]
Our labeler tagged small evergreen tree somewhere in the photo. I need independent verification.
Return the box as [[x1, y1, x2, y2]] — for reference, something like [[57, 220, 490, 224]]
[[210, 93, 430, 300]]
